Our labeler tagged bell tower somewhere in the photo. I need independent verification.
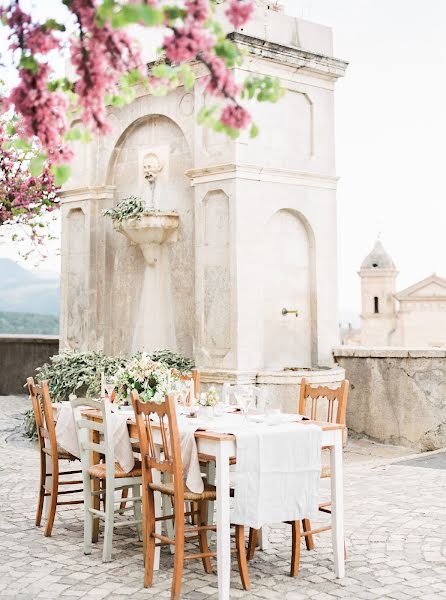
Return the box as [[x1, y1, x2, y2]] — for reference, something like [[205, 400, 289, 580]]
[[359, 239, 397, 346]]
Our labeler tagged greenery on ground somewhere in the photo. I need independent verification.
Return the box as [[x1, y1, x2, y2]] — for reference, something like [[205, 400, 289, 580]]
[[24, 348, 194, 438], [0, 311, 58, 335]]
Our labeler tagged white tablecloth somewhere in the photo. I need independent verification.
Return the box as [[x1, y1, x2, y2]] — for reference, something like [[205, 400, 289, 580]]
[[54, 403, 136, 473], [54, 403, 204, 485], [191, 413, 322, 529]]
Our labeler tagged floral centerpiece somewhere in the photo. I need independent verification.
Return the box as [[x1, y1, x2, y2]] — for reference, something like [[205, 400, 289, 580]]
[[199, 386, 220, 408], [197, 386, 220, 418], [113, 352, 180, 405]]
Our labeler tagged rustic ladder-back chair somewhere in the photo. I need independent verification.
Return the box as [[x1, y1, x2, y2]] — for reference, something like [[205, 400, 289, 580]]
[[131, 390, 250, 600], [70, 397, 143, 562], [27, 377, 83, 537], [247, 377, 349, 574]]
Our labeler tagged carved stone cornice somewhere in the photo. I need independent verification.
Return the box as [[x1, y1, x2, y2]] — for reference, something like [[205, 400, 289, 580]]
[[59, 185, 116, 204], [229, 32, 349, 80], [185, 163, 338, 189]]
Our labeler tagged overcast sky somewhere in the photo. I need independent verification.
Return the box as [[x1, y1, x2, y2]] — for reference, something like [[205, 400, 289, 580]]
[[2, 0, 446, 323]]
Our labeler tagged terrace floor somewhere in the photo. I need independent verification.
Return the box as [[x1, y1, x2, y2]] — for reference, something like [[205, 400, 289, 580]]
[[1, 395, 446, 600]]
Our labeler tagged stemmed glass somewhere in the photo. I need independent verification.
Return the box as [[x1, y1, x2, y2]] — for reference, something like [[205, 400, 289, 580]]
[[101, 373, 115, 402], [234, 386, 255, 422]]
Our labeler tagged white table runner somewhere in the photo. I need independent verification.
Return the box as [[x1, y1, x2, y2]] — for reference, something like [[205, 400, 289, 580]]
[[194, 414, 322, 529]]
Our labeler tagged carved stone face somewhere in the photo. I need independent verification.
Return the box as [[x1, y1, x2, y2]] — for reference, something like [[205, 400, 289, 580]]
[[143, 152, 163, 183]]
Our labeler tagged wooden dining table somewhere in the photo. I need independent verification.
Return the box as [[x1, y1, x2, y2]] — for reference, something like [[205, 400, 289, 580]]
[[75, 410, 346, 600]]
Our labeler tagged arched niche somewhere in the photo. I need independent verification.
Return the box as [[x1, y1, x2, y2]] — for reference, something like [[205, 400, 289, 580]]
[[94, 91, 193, 187], [103, 113, 194, 357], [262, 208, 317, 369]]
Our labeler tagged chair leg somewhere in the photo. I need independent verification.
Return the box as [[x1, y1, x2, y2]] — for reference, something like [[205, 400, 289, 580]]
[[205, 461, 216, 543], [171, 497, 185, 600], [83, 476, 94, 555], [198, 501, 212, 574], [35, 451, 46, 527], [44, 462, 58, 537], [235, 525, 251, 590], [102, 479, 115, 562], [120, 486, 129, 512], [132, 484, 142, 542], [247, 528, 258, 560], [291, 521, 301, 577], [302, 518, 314, 550], [143, 488, 156, 588]]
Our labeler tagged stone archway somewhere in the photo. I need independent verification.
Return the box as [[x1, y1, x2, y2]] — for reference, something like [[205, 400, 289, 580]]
[[262, 208, 317, 369]]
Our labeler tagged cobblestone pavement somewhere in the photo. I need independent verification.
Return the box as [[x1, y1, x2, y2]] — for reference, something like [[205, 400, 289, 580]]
[[1, 395, 446, 600]]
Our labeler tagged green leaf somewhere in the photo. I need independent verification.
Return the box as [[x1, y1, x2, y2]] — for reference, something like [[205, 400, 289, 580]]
[[51, 164, 71, 186], [111, 5, 163, 28], [12, 138, 32, 152], [152, 63, 175, 79], [29, 154, 47, 177], [64, 127, 82, 142], [19, 54, 39, 74], [43, 19, 66, 32], [249, 123, 259, 138], [6, 122, 16, 136], [179, 64, 195, 90]]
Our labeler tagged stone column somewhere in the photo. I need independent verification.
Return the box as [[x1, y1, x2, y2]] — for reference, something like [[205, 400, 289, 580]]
[[59, 186, 115, 352]]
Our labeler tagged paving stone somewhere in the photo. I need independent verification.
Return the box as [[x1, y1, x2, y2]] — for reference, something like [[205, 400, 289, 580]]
[[2, 395, 446, 599]]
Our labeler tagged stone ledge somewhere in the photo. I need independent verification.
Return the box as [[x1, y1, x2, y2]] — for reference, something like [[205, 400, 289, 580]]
[[333, 346, 446, 358], [0, 334, 59, 345], [230, 32, 349, 79]]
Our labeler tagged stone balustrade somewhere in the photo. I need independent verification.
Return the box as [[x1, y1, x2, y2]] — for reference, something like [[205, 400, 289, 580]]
[[333, 346, 446, 451], [0, 335, 59, 395]]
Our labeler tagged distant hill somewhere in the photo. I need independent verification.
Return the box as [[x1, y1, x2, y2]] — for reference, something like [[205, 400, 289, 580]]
[[0, 311, 59, 335], [0, 258, 60, 315]]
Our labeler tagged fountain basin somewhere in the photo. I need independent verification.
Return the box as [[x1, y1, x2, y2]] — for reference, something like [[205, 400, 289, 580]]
[[114, 212, 179, 265]]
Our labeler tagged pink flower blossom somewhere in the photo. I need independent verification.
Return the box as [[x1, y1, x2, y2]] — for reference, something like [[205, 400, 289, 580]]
[[26, 26, 60, 54], [201, 52, 240, 97], [7, 65, 72, 164], [185, 0, 209, 24], [225, 0, 254, 29], [164, 25, 214, 64], [69, 0, 145, 133], [220, 104, 251, 129]]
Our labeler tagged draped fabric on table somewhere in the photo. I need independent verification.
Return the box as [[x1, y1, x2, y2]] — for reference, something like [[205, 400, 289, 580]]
[[55, 401, 203, 488], [201, 414, 322, 529]]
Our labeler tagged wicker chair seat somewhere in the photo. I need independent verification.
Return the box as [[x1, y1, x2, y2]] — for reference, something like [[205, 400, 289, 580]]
[[149, 480, 216, 502], [87, 461, 142, 479], [43, 446, 78, 462]]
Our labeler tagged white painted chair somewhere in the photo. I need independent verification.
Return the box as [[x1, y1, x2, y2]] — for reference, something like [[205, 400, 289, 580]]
[[70, 397, 143, 562]]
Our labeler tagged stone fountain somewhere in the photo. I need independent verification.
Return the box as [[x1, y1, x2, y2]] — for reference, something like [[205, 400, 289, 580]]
[[113, 151, 179, 352], [60, 2, 349, 406]]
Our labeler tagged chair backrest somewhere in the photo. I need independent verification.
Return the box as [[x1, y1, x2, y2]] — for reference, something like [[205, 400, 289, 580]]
[[172, 368, 200, 406], [27, 377, 57, 455], [70, 397, 115, 477], [298, 377, 349, 426], [131, 391, 184, 502]]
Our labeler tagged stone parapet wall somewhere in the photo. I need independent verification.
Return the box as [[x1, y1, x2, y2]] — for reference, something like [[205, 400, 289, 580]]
[[0, 335, 59, 395], [333, 346, 446, 451]]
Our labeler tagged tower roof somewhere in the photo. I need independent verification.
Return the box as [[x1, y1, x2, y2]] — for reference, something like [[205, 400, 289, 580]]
[[361, 239, 396, 270]]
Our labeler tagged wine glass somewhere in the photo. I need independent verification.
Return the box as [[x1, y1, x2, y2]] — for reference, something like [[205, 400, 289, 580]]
[[102, 374, 115, 402], [234, 386, 254, 422]]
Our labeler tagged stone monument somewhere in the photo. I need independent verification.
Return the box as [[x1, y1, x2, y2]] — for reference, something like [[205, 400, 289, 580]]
[[60, 1, 348, 409]]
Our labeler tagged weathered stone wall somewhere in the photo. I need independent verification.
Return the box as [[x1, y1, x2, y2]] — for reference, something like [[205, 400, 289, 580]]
[[334, 347, 446, 451], [0, 335, 59, 395]]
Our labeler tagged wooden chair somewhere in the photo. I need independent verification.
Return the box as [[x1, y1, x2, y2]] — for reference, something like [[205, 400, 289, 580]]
[[131, 390, 251, 600], [71, 397, 143, 562], [247, 377, 349, 575], [27, 377, 83, 537]]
